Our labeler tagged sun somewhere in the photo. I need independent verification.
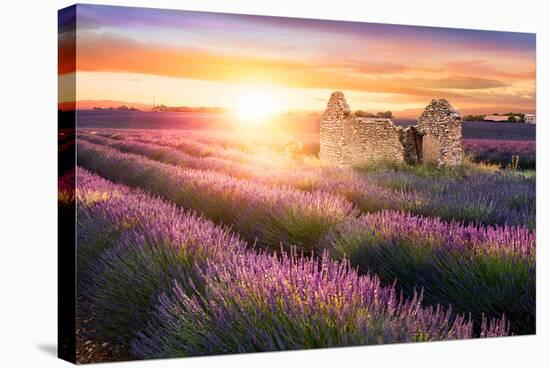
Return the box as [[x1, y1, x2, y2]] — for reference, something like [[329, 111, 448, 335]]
[[235, 89, 279, 124]]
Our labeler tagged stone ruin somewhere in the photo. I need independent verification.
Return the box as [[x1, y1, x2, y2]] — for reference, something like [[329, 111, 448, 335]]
[[319, 91, 463, 167]]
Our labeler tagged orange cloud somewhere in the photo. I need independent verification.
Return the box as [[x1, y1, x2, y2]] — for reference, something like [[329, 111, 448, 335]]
[[443, 60, 536, 80], [66, 33, 514, 100], [411, 76, 506, 89]]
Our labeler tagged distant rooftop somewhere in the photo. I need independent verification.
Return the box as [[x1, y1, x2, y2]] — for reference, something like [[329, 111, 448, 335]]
[[483, 115, 520, 122]]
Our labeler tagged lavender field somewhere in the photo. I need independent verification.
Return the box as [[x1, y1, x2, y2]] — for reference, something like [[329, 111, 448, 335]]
[[463, 139, 536, 169], [67, 126, 535, 361]]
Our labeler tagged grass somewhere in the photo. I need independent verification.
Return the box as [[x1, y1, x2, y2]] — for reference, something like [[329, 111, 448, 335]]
[[354, 155, 500, 179]]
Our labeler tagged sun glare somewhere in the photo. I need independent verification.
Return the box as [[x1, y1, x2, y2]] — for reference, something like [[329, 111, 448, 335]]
[[235, 89, 279, 124]]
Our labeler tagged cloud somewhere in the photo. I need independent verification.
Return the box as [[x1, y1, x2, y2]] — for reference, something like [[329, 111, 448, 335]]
[[314, 60, 409, 74], [351, 61, 409, 74], [443, 60, 536, 80], [413, 76, 506, 89], [76, 4, 535, 55], [60, 9, 536, 115], [64, 32, 514, 98]]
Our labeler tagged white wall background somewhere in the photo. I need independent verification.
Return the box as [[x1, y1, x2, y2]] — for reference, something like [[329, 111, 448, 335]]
[[0, 0, 547, 367]]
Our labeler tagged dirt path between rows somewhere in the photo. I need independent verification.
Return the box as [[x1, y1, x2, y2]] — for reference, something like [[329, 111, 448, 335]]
[[76, 294, 134, 364]]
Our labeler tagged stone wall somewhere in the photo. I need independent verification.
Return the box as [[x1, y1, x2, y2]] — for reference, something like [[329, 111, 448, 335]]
[[319, 91, 351, 164], [416, 99, 463, 166], [319, 92, 462, 167], [341, 118, 405, 165]]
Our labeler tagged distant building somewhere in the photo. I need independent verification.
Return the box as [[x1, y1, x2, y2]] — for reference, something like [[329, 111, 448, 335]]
[[483, 115, 521, 122], [525, 114, 536, 124]]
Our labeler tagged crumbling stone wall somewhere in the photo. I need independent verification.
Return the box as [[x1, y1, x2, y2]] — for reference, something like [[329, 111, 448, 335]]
[[319, 92, 462, 167], [319, 91, 352, 164], [342, 118, 405, 165], [416, 99, 463, 166]]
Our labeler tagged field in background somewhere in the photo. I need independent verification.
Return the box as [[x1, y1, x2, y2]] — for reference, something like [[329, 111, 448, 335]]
[[76, 110, 536, 138], [77, 110, 536, 169]]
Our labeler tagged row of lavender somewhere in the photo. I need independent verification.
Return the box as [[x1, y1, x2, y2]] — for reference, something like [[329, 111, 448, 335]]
[[76, 140, 535, 334], [367, 171, 535, 229], [70, 168, 507, 357], [86, 129, 536, 169], [87, 129, 536, 169], [80, 132, 535, 229], [79, 132, 415, 213], [463, 139, 536, 169]]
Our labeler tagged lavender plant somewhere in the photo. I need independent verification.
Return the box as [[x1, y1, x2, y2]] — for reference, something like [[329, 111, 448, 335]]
[[76, 168, 247, 342], [77, 141, 357, 251], [81, 131, 534, 229], [418, 174, 535, 229], [80, 134, 258, 180], [133, 249, 507, 358], [77, 168, 507, 357], [368, 171, 535, 229], [463, 139, 536, 169], [323, 210, 535, 334], [79, 133, 418, 213], [76, 130, 534, 341]]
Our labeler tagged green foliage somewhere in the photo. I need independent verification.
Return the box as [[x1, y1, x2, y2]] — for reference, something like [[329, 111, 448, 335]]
[[463, 114, 486, 121], [91, 242, 198, 341], [354, 110, 393, 118], [376, 111, 393, 119], [354, 110, 376, 118], [353, 156, 498, 180]]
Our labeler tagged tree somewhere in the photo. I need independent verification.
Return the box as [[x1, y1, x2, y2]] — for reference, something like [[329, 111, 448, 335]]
[[463, 115, 485, 121], [376, 111, 393, 119], [354, 110, 376, 118], [508, 116, 517, 122]]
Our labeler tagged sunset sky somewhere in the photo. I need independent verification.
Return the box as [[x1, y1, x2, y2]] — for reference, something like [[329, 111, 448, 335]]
[[59, 4, 536, 117]]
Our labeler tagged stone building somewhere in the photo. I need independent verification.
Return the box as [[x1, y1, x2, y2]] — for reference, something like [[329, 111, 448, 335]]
[[319, 91, 463, 167], [416, 98, 463, 166]]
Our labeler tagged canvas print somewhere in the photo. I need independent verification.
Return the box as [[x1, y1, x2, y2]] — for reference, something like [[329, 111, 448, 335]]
[[58, 4, 536, 364]]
